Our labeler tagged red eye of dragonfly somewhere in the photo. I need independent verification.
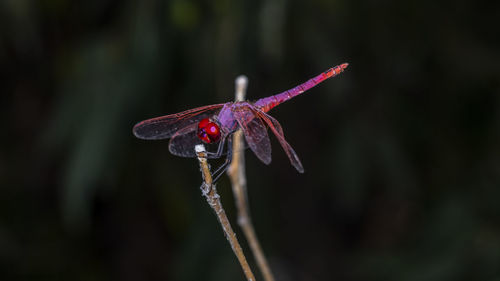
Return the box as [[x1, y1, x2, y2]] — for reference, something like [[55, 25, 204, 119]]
[[197, 118, 221, 144]]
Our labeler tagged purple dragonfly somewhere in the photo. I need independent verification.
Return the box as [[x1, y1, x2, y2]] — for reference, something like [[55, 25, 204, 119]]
[[133, 63, 348, 180]]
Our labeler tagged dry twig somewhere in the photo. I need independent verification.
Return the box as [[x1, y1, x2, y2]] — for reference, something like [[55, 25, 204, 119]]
[[227, 76, 276, 281], [195, 144, 256, 281]]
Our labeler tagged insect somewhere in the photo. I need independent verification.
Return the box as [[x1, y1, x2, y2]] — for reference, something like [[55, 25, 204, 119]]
[[133, 63, 348, 181]]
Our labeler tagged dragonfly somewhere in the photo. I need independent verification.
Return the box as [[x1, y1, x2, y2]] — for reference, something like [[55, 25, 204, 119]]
[[133, 63, 348, 181]]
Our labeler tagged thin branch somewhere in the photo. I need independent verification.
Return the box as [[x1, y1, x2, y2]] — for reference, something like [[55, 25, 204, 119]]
[[195, 145, 256, 281], [227, 76, 276, 281]]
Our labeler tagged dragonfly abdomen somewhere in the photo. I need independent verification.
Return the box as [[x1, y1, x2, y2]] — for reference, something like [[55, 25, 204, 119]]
[[255, 63, 348, 113]]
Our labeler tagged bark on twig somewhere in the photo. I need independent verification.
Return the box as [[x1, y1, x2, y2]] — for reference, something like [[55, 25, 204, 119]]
[[227, 76, 276, 281], [195, 145, 256, 281]]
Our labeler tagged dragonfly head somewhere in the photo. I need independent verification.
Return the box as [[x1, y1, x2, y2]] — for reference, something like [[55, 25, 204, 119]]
[[197, 118, 221, 144]]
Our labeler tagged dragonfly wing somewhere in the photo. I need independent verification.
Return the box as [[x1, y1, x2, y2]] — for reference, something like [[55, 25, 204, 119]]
[[255, 110, 304, 173], [168, 123, 225, 158], [133, 104, 225, 140], [233, 108, 272, 165]]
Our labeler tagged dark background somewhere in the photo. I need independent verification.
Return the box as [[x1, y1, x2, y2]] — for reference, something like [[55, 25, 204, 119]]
[[1, 0, 499, 280]]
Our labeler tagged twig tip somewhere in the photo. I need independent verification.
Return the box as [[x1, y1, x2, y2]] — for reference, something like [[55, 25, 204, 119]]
[[195, 144, 206, 153], [236, 75, 248, 87]]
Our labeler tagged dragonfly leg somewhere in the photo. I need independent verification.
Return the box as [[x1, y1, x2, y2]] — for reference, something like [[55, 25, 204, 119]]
[[205, 136, 226, 158], [212, 138, 233, 183]]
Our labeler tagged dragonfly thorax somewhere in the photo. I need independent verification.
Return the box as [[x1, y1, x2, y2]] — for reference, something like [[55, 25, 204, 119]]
[[197, 118, 221, 144]]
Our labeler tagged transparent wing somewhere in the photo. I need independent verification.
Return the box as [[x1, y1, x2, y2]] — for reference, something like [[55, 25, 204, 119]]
[[254, 109, 304, 173], [168, 123, 227, 159], [233, 107, 272, 165], [133, 104, 225, 140]]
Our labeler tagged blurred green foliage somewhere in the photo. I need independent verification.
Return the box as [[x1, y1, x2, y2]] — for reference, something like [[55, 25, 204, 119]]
[[1, 0, 499, 280]]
